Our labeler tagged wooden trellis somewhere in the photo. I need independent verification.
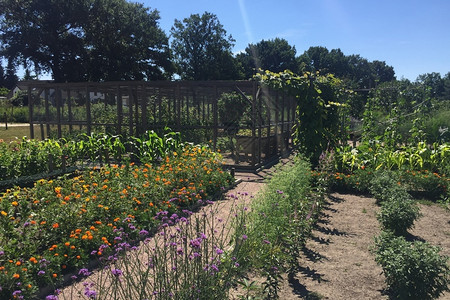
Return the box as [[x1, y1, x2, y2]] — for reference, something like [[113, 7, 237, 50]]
[[23, 80, 297, 169]]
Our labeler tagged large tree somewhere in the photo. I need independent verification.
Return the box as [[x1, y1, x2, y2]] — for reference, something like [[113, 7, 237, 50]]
[[297, 46, 395, 89], [237, 38, 297, 79], [416, 72, 444, 99], [0, 0, 172, 82], [85, 0, 174, 81], [170, 12, 239, 80]]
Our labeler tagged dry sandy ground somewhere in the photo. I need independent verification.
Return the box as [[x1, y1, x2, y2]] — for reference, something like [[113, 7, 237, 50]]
[[278, 193, 450, 300]]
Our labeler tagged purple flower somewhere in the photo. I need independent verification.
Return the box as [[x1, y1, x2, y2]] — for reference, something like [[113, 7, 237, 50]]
[[177, 248, 184, 255], [242, 234, 248, 240], [78, 268, 91, 277], [263, 239, 271, 244], [189, 238, 201, 248], [84, 288, 97, 299], [13, 290, 22, 296], [210, 264, 219, 272], [139, 229, 149, 236], [111, 269, 123, 277], [215, 248, 224, 255], [0, 251, 4, 256], [46, 295, 58, 300], [38, 270, 45, 276]]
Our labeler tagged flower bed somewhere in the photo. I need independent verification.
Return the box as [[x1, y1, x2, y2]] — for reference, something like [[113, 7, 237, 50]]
[[0, 145, 232, 299]]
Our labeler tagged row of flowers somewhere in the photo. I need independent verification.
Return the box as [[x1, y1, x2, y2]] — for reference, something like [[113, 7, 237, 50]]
[[0, 145, 233, 299]]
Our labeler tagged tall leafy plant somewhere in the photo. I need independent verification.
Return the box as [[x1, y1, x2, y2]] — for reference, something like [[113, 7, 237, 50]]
[[256, 70, 351, 165]]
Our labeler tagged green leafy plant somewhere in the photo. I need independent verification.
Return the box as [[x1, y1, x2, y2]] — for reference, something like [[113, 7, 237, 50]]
[[256, 70, 351, 165], [374, 231, 450, 300], [377, 197, 421, 236]]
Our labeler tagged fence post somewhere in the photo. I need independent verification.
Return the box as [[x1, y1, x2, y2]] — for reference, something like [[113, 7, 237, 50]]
[[48, 154, 54, 172], [4, 112, 7, 130], [28, 86, 34, 139]]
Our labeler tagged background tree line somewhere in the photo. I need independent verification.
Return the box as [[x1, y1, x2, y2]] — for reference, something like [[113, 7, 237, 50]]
[[1, 1, 450, 116]]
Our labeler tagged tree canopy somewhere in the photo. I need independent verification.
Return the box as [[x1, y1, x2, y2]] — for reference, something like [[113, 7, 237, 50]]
[[297, 46, 395, 89], [236, 38, 297, 79], [0, 0, 173, 82], [170, 12, 239, 80]]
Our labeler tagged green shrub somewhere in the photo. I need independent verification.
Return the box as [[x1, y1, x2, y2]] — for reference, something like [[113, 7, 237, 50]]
[[369, 170, 409, 203], [377, 197, 421, 236], [374, 231, 450, 299]]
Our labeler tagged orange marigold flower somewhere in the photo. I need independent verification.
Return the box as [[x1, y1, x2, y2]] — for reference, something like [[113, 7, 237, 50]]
[[52, 273, 57, 278], [29, 257, 37, 264], [11, 201, 19, 207], [52, 223, 59, 229], [13, 273, 20, 279]]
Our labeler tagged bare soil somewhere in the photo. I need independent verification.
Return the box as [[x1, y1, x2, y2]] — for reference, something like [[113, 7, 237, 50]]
[[278, 193, 450, 300]]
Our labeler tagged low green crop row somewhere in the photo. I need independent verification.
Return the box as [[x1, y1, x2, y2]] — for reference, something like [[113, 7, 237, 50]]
[[232, 155, 325, 298], [0, 129, 182, 182], [334, 141, 450, 175]]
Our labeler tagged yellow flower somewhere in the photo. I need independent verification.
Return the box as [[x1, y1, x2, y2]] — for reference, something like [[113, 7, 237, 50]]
[[11, 201, 18, 207], [1, 211, 7, 216]]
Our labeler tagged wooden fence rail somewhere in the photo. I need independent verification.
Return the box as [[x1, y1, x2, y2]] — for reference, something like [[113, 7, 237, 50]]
[[22, 80, 297, 169]]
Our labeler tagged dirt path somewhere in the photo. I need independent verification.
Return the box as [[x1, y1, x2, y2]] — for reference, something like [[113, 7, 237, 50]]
[[279, 193, 450, 300]]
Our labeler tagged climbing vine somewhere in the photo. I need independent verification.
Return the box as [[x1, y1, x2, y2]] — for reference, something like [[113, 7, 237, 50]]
[[256, 70, 351, 164]]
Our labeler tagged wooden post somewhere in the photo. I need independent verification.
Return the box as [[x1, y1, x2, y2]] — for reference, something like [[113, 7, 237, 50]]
[[141, 85, 148, 134], [275, 91, 280, 153], [67, 89, 73, 134], [128, 87, 133, 137], [28, 86, 34, 139], [40, 123, 44, 140], [213, 85, 218, 151], [86, 85, 91, 135], [48, 154, 54, 172], [4, 112, 7, 130], [56, 88, 62, 139], [45, 89, 50, 138], [117, 87, 122, 135], [251, 82, 257, 166], [258, 86, 262, 165]]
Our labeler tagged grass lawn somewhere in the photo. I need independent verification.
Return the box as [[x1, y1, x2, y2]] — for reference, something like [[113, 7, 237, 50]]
[[0, 124, 47, 142]]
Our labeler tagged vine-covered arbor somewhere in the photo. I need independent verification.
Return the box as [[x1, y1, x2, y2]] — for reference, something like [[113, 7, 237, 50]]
[[23, 80, 296, 169]]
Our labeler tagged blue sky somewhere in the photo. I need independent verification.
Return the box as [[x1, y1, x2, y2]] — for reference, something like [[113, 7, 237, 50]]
[[145, 0, 450, 81]]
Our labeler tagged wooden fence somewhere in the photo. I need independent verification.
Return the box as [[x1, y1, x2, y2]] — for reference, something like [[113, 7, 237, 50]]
[[23, 80, 297, 169]]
